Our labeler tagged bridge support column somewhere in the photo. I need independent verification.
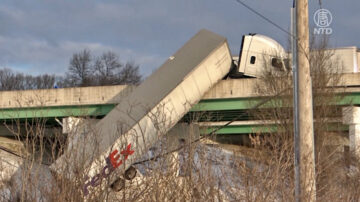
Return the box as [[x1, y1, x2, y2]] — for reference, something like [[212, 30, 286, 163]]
[[342, 107, 360, 158], [165, 123, 200, 176], [62, 117, 99, 153]]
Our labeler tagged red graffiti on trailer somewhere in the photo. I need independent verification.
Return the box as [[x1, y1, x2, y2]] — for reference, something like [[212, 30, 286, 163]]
[[83, 143, 135, 196]]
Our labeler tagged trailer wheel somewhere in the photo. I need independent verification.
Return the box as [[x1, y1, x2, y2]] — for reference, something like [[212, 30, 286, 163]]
[[110, 178, 125, 192], [124, 166, 137, 180]]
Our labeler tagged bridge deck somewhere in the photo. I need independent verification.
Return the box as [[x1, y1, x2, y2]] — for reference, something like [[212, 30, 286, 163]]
[[0, 73, 358, 134]]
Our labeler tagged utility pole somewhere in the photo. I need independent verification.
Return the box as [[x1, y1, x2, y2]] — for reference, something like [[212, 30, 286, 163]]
[[295, 0, 316, 201], [291, 2, 300, 201]]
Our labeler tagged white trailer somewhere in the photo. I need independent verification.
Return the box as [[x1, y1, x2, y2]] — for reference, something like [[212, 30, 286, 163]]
[[50, 29, 233, 196]]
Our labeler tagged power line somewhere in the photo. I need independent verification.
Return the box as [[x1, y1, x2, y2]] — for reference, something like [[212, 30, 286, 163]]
[[233, 0, 309, 60], [234, 0, 293, 37]]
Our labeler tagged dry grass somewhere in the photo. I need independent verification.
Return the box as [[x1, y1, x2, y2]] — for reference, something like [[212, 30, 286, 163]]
[[245, 34, 360, 202]]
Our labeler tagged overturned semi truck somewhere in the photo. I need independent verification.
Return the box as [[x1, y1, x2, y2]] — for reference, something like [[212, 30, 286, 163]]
[[6, 29, 294, 200], [50, 29, 233, 197], [50, 29, 294, 197]]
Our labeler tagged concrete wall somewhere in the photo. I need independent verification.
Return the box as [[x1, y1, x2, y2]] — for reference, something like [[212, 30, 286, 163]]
[[0, 73, 358, 109], [202, 73, 360, 99], [0, 85, 133, 109]]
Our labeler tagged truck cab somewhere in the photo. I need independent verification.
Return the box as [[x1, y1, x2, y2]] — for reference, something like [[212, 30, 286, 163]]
[[230, 33, 289, 78]]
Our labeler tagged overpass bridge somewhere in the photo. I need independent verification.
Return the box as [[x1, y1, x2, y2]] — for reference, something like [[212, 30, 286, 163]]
[[0, 73, 359, 135]]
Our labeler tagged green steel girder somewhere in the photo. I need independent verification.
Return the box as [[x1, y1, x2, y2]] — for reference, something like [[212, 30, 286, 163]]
[[200, 125, 278, 134], [0, 104, 115, 120], [0, 92, 358, 120], [335, 92, 360, 105], [191, 92, 360, 112], [200, 123, 348, 134]]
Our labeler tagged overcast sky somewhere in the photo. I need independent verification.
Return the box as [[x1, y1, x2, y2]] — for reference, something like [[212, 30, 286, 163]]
[[1, 0, 359, 76]]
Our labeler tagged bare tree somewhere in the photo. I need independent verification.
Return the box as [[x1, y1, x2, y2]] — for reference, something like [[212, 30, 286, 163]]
[[0, 68, 22, 90], [33, 74, 56, 89], [23, 75, 36, 90], [68, 49, 93, 87], [0, 68, 56, 90], [117, 62, 141, 85], [0, 50, 141, 90], [94, 51, 122, 85], [64, 49, 141, 87]]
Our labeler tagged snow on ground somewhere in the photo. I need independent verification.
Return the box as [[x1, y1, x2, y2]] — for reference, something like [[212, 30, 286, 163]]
[[0, 141, 262, 201], [125, 142, 255, 201]]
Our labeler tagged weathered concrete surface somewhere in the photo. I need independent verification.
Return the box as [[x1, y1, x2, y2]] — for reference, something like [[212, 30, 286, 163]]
[[343, 107, 360, 157], [343, 107, 360, 125], [203, 73, 360, 99], [338, 73, 360, 87], [0, 85, 133, 109], [202, 78, 260, 98]]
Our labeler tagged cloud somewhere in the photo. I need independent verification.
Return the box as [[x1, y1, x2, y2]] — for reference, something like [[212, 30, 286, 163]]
[[0, 0, 359, 77], [0, 35, 163, 76]]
